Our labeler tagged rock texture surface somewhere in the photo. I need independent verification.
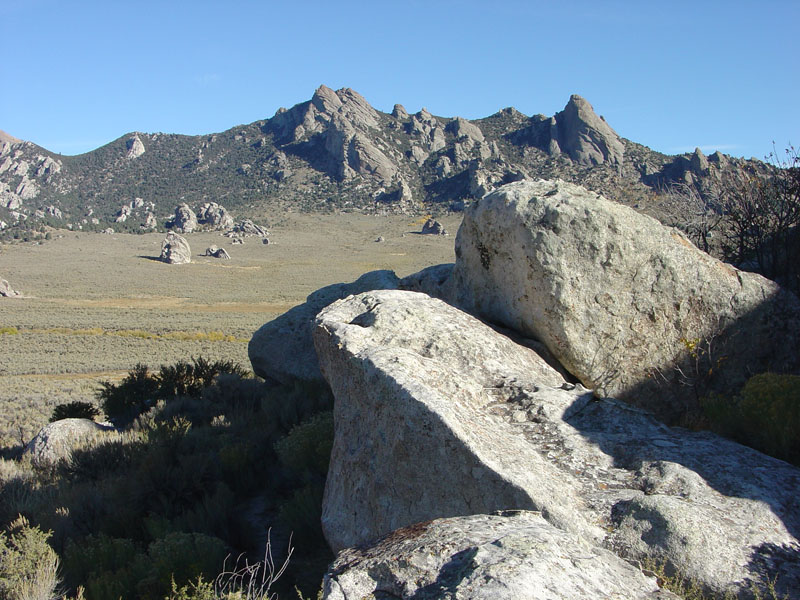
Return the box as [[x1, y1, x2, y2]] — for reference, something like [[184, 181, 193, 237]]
[[24, 418, 114, 466], [248, 270, 399, 385], [314, 289, 800, 597], [323, 512, 676, 600], [453, 179, 800, 421], [314, 290, 590, 553], [159, 231, 191, 264]]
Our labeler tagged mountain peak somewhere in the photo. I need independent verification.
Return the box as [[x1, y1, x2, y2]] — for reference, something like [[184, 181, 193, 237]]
[[553, 94, 624, 167], [0, 130, 22, 145]]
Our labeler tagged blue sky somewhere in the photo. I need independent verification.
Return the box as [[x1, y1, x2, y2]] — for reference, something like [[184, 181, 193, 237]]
[[1, 0, 797, 160]]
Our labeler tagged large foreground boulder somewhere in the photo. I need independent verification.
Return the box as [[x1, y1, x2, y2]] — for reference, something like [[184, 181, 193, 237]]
[[323, 512, 676, 600], [24, 418, 114, 466], [453, 179, 800, 421], [315, 290, 595, 552], [314, 290, 800, 597], [249, 270, 399, 384], [160, 231, 191, 264]]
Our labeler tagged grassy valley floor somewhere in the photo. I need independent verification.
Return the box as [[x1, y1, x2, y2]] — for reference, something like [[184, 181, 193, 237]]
[[0, 212, 461, 445]]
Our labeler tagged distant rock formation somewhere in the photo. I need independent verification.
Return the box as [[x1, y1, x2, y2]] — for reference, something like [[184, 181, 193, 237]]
[[159, 231, 191, 264], [197, 202, 234, 230], [0, 85, 767, 233], [551, 95, 625, 166], [452, 180, 800, 422], [224, 219, 268, 238], [167, 203, 197, 233], [270, 85, 398, 183], [125, 134, 145, 159]]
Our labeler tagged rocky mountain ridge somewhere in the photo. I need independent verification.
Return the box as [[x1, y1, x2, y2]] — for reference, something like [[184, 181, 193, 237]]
[[0, 86, 761, 238]]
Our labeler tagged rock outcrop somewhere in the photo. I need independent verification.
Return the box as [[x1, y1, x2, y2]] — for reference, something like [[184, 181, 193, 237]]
[[551, 95, 624, 166], [125, 134, 145, 159], [323, 512, 676, 600], [452, 179, 800, 421], [248, 270, 399, 385], [314, 289, 800, 597], [270, 85, 397, 184], [24, 418, 114, 466], [313, 290, 582, 553], [197, 202, 234, 230], [167, 203, 198, 233], [159, 231, 191, 264]]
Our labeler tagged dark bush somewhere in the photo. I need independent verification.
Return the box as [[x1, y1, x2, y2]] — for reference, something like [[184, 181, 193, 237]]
[[158, 357, 248, 399], [98, 364, 159, 426], [50, 401, 100, 422], [703, 372, 800, 466]]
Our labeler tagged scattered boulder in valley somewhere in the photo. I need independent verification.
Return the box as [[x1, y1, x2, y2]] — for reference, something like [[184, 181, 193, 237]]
[[225, 219, 268, 238], [452, 179, 800, 422], [159, 231, 191, 264], [197, 202, 234, 230], [323, 512, 676, 600], [204, 246, 230, 259], [166, 203, 198, 233], [0, 277, 21, 297], [248, 270, 399, 385], [420, 217, 447, 235]]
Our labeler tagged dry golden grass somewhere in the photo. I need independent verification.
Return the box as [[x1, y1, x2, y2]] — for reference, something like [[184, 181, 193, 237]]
[[0, 213, 461, 445]]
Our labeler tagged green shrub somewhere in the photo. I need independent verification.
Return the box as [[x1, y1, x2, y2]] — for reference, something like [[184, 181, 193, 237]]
[[275, 412, 334, 478], [277, 484, 325, 548], [703, 373, 800, 466], [0, 515, 61, 600], [50, 401, 101, 422], [138, 532, 228, 600], [63, 533, 140, 598], [739, 373, 800, 464]]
